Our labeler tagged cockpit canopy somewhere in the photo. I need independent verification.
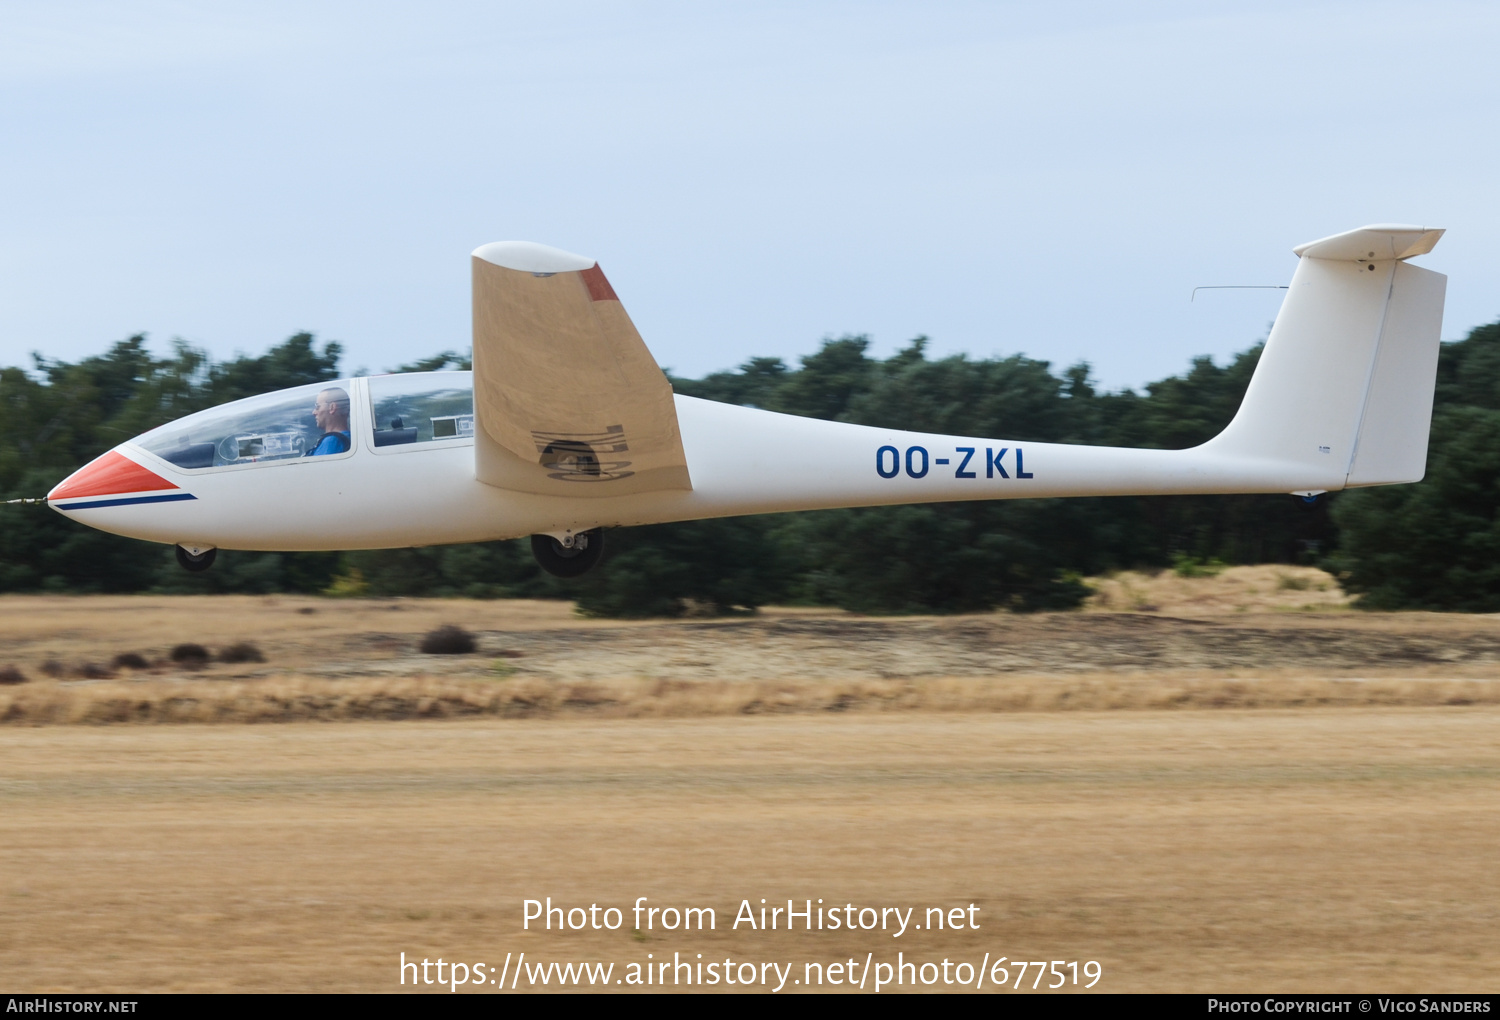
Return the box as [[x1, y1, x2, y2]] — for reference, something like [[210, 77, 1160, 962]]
[[133, 372, 475, 470], [368, 372, 474, 448]]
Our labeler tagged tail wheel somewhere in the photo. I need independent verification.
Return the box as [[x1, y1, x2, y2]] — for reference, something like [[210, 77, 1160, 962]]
[[175, 545, 217, 573], [531, 529, 604, 578]]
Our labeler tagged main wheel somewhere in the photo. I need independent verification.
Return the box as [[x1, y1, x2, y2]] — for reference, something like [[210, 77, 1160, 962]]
[[530, 529, 604, 578], [175, 545, 217, 573]]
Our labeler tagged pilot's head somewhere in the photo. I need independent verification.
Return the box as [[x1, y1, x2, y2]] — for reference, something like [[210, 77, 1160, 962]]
[[313, 387, 351, 433]]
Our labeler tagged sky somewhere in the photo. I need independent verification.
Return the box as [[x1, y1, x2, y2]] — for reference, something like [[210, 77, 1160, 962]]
[[2, 1, 1497, 391]]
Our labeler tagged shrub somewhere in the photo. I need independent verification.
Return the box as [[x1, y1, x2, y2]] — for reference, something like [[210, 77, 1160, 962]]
[[112, 652, 149, 670], [1172, 554, 1226, 578], [170, 643, 211, 667], [323, 567, 369, 598], [419, 625, 477, 655], [218, 642, 265, 664], [0, 666, 26, 685]]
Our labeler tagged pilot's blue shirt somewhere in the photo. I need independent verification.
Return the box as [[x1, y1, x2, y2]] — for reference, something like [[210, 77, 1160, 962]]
[[307, 431, 351, 456]]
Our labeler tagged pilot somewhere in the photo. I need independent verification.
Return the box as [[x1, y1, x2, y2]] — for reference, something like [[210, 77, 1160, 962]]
[[307, 386, 352, 456]]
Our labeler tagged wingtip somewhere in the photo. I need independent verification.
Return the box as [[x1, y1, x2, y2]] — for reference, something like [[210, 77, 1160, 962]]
[[472, 241, 595, 273]]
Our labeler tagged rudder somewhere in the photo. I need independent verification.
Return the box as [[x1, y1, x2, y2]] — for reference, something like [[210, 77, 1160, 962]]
[[1345, 261, 1446, 485]]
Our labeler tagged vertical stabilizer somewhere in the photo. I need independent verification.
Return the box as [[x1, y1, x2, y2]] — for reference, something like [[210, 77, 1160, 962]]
[[1201, 225, 1445, 489]]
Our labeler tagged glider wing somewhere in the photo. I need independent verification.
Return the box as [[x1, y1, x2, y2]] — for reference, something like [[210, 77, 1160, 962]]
[[470, 241, 692, 496]]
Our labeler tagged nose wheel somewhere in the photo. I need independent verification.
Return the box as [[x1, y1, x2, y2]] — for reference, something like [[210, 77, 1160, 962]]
[[175, 545, 217, 572], [531, 529, 604, 578]]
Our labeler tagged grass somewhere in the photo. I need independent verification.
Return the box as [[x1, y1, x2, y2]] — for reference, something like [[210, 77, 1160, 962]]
[[4, 712, 1499, 991], [2, 672, 1497, 725], [1085, 564, 1350, 613], [0, 586, 1493, 727]]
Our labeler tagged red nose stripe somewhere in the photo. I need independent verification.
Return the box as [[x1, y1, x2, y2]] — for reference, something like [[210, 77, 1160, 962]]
[[48, 451, 179, 501]]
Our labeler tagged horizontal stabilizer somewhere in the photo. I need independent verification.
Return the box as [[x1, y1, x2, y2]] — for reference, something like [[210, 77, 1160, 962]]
[[471, 242, 692, 497], [1292, 224, 1444, 262]]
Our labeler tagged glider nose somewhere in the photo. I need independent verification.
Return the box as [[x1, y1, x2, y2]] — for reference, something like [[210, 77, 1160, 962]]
[[47, 450, 185, 510]]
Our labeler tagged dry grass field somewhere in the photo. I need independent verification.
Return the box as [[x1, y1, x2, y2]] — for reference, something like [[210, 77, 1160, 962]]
[[1, 576, 1498, 993]]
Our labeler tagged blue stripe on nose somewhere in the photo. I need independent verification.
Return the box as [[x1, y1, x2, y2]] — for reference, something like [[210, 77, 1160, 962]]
[[54, 493, 198, 511]]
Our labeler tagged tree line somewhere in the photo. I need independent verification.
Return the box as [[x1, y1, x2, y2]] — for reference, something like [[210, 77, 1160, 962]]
[[2, 322, 1498, 613]]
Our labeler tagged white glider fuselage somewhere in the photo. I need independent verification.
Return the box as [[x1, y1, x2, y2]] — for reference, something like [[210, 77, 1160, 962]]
[[46, 224, 1449, 559], [53, 393, 1326, 554]]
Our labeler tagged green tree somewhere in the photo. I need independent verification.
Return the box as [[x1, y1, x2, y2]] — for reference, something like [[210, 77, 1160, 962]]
[[208, 332, 343, 403], [1332, 406, 1500, 610], [571, 517, 790, 617]]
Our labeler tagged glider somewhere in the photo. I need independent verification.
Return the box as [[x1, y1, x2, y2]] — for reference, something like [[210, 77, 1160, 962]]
[[46, 224, 1447, 577]]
